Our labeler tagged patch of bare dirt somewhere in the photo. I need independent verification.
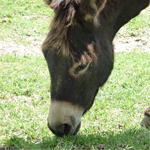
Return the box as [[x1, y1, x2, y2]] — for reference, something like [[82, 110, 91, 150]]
[[0, 31, 149, 56], [114, 35, 150, 52], [114, 7, 150, 52], [0, 7, 150, 55], [0, 39, 43, 55], [1, 27, 150, 55]]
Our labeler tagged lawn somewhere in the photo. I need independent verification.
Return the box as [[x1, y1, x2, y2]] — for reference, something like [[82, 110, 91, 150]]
[[0, 0, 53, 44], [0, 52, 150, 150], [0, 0, 150, 150]]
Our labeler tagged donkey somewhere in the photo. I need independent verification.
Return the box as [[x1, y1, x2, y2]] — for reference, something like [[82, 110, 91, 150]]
[[42, 0, 150, 136]]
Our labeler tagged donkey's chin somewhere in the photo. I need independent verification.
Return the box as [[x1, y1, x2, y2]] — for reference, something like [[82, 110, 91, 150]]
[[73, 122, 81, 135]]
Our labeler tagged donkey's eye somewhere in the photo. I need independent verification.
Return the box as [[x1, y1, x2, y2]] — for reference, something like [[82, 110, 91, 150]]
[[74, 64, 87, 74]]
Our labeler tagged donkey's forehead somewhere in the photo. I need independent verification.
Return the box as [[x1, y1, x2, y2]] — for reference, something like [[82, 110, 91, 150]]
[[42, 0, 102, 62]]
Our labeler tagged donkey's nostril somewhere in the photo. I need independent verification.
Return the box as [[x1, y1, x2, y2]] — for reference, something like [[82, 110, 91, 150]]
[[63, 124, 71, 135], [48, 122, 72, 136]]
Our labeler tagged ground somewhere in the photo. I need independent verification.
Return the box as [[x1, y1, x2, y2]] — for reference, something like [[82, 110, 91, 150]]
[[114, 30, 150, 52], [1, 30, 150, 55], [0, 38, 43, 55], [0, 7, 150, 55], [0, 6, 150, 149]]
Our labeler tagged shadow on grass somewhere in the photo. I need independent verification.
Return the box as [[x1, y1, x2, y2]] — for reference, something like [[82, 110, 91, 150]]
[[2, 128, 150, 149]]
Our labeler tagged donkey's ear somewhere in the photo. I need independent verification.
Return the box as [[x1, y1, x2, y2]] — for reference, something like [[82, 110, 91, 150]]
[[79, 0, 107, 21]]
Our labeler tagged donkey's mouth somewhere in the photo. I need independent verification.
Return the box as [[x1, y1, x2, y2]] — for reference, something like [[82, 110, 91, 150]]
[[47, 122, 81, 137], [47, 122, 64, 137]]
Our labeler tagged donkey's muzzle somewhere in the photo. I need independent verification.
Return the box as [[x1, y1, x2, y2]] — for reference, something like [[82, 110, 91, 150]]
[[48, 122, 81, 136], [47, 100, 84, 136]]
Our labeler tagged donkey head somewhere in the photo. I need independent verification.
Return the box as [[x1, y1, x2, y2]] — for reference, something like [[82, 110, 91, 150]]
[[42, 0, 113, 136]]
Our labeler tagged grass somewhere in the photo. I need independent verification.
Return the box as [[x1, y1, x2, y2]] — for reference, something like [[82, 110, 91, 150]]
[[0, 55, 49, 98], [0, 0, 53, 44], [0, 0, 150, 149], [0, 52, 150, 149], [115, 7, 150, 38], [0, 1, 150, 44]]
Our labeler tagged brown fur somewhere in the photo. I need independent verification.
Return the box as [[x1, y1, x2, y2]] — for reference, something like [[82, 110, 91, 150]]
[[145, 107, 150, 118], [140, 107, 150, 128], [42, 0, 150, 136], [42, 0, 77, 56], [42, 0, 109, 63], [42, 0, 147, 63], [79, 0, 107, 21]]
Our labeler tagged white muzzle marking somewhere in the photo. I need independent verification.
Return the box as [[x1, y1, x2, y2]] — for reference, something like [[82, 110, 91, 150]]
[[48, 100, 84, 135]]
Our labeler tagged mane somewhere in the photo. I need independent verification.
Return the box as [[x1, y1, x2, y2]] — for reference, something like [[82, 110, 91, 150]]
[[42, 0, 120, 63], [42, 0, 77, 57]]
